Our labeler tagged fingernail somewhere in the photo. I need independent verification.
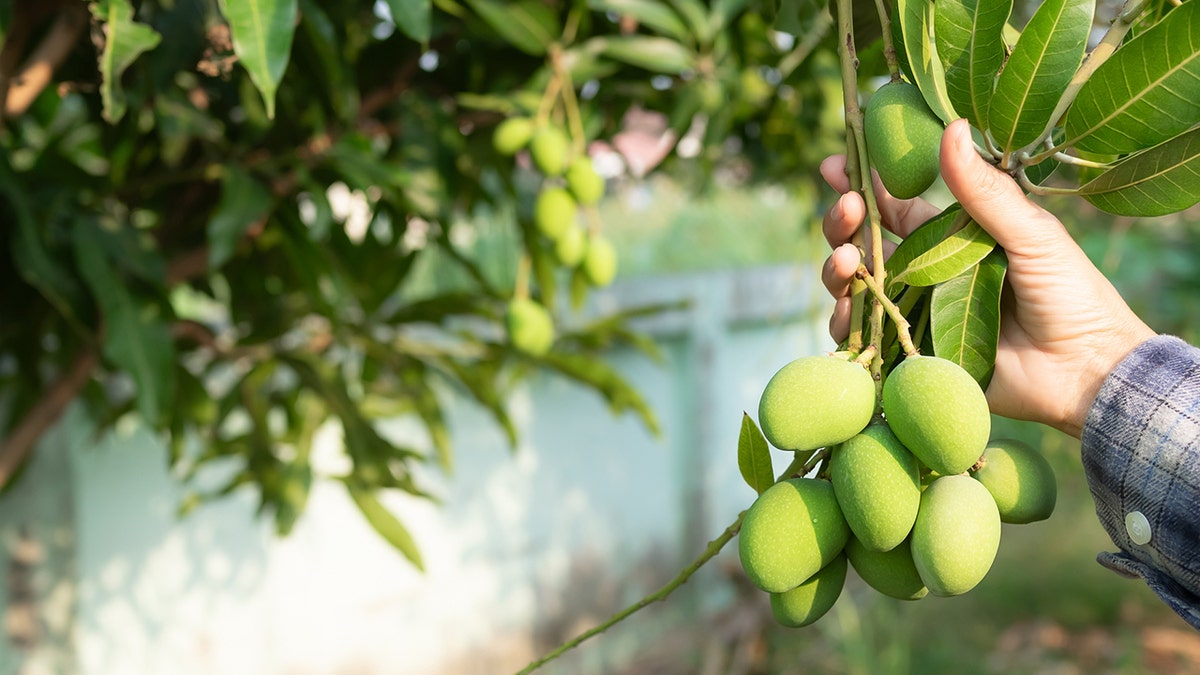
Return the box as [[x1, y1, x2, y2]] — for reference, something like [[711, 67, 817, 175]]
[[831, 195, 844, 221], [955, 121, 976, 164]]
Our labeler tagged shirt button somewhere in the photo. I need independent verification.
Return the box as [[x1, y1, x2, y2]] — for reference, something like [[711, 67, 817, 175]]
[[1125, 511, 1152, 545]]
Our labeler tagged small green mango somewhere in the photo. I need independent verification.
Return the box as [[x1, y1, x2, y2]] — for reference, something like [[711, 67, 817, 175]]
[[554, 226, 587, 267], [534, 187, 577, 240], [882, 356, 990, 475], [530, 126, 571, 176], [911, 474, 1001, 597], [770, 553, 847, 628], [971, 438, 1057, 524], [493, 117, 536, 156], [863, 81, 944, 199], [505, 297, 555, 356], [758, 356, 875, 452], [566, 156, 605, 205], [830, 422, 921, 552], [738, 478, 850, 593], [582, 233, 617, 287], [845, 536, 928, 601]]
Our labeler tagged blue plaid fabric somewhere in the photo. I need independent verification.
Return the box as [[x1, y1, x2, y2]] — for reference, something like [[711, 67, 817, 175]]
[[1082, 335, 1200, 629]]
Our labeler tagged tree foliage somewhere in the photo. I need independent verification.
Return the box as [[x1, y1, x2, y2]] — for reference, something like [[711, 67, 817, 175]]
[[0, 0, 844, 567]]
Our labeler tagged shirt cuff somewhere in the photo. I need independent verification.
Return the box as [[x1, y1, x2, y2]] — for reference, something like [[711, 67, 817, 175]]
[[1081, 334, 1200, 630]]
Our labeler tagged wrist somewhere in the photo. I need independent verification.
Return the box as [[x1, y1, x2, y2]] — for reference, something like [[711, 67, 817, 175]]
[[1057, 320, 1156, 438]]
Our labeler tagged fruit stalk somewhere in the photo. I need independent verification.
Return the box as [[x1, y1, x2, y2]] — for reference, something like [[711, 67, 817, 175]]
[[855, 265, 919, 358], [550, 45, 589, 158]]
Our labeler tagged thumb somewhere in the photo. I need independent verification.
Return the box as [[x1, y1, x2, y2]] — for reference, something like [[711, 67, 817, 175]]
[[940, 119, 1069, 257]]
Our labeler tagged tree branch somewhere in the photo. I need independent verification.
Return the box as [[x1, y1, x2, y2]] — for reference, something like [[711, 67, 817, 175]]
[[0, 349, 98, 489], [3, 2, 88, 119]]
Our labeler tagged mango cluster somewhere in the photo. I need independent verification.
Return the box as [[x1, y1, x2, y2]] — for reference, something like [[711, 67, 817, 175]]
[[740, 354, 1057, 627], [494, 117, 618, 356]]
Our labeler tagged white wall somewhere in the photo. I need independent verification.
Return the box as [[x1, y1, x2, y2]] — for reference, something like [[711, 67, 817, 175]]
[[0, 265, 829, 675]]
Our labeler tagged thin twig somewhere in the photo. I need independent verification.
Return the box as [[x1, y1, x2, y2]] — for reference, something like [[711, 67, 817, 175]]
[[855, 265, 919, 357]]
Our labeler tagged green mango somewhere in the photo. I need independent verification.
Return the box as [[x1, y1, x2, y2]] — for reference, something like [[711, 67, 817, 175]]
[[505, 297, 555, 356], [882, 356, 990, 475], [530, 126, 571, 176], [493, 117, 536, 156], [971, 438, 1057, 524], [566, 156, 605, 205], [863, 81, 944, 199], [830, 422, 921, 552], [758, 355, 875, 452], [770, 553, 847, 628], [845, 536, 928, 601], [582, 233, 617, 287], [554, 226, 587, 267], [738, 478, 850, 593], [534, 187, 577, 240], [911, 475, 1001, 596]]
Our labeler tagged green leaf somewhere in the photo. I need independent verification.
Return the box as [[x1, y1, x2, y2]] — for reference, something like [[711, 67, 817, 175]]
[[987, 0, 1094, 152], [930, 248, 1007, 389], [934, 0, 1011, 128], [347, 484, 425, 571], [89, 0, 163, 124], [1078, 124, 1200, 216], [896, 0, 957, 123], [738, 412, 774, 494], [594, 36, 698, 74], [73, 225, 175, 426], [772, 0, 828, 37], [540, 352, 661, 436], [667, 0, 712, 46], [207, 166, 273, 271], [466, 0, 560, 56], [587, 0, 690, 42], [883, 204, 963, 294], [218, 0, 298, 119], [384, 0, 431, 43], [890, 217, 996, 288], [1062, 1, 1200, 155]]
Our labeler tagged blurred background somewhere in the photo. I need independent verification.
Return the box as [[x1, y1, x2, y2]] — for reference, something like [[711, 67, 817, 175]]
[[2, 0, 1199, 673]]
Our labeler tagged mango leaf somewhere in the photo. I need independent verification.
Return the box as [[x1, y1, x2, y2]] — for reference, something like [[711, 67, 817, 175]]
[[738, 413, 774, 494], [1, 172, 84, 326], [207, 166, 273, 271], [883, 204, 964, 294], [890, 218, 996, 288], [384, 0, 431, 43], [540, 351, 661, 436], [587, 0, 691, 42], [467, 0, 559, 56], [73, 225, 175, 426], [987, 0, 1094, 152], [896, 0, 956, 123], [218, 0, 298, 119], [1078, 124, 1200, 216], [1062, 0, 1200, 155], [934, 0, 1011, 128], [667, 0, 712, 46], [89, 0, 162, 123], [771, 0, 829, 38], [347, 483, 425, 571], [595, 36, 698, 74], [930, 248, 1007, 389]]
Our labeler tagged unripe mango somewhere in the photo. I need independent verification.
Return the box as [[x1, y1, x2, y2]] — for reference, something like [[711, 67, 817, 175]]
[[911, 475, 1001, 596], [566, 156, 605, 205], [970, 438, 1057, 524], [738, 478, 850, 593], [582, 233, 617, 287], [758, 356, 875, 452], [530, 126, 571, 176], [505, 297, 555, 356], [830, 422, 921, 552], [493, 117, 535, 156], [554, 226, 587, 267], [882, 356, 990, 476], [864, 81, 944, 199], [534, 187, 577, 240], [845, 536, 928, 601], [770, 553, 847, 628]]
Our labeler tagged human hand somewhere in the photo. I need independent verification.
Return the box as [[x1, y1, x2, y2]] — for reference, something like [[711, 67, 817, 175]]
[[820, 119, 1156, 438]]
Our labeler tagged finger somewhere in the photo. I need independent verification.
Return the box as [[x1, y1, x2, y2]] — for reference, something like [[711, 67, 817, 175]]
[[940, 119, 1072, 257], [830, 295, 852, 343], [820, 155, 852, 194], [822, 192, 866, 248], [821, 157, 941, 240], [822, 243, 862, 296]]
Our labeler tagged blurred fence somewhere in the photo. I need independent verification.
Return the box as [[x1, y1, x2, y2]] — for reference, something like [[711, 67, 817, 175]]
[[0, 264, 830, 675]]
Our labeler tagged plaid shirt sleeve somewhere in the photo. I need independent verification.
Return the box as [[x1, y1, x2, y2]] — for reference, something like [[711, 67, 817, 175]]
[[1081, 334, 1200, 630]]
